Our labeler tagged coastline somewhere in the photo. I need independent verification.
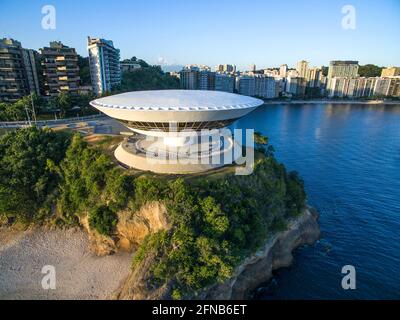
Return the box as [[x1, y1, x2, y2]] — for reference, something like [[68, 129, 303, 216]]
[[262, 99, 400, 105], [0, 206, 320, 300], [0, 227, 132, 300], [199, 207, 320, 300], [113, 206, 320, 300]]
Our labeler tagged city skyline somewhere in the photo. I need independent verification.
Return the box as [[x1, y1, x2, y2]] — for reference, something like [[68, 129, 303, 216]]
[[1, 0, 399, 70]]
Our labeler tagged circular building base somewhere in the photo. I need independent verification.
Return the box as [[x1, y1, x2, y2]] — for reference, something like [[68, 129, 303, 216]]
[[115, 135, 239, 174]]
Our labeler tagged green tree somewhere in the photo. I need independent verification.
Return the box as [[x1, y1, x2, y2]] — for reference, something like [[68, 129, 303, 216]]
[[285, 170, 306, 217], [0, 101, 27, 121], [0, 126, 71, 221], [55, 92, 71, 118], [57, 133, 113, 219], [78, 55, 91, 85], [117, 59, 179, 92], [254, 131, 274, 156], [358, 64, 383, 77], [88, 204, 118, 236]]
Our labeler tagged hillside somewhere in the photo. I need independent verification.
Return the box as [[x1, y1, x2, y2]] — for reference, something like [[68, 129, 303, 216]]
[[0, 127, 319, 299]]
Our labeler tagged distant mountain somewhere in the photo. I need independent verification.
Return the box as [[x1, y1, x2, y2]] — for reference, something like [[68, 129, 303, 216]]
[[161, 64, 184, 73]]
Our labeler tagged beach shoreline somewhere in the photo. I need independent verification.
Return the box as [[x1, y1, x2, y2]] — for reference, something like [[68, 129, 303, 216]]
[[0, 227, 132, 300]]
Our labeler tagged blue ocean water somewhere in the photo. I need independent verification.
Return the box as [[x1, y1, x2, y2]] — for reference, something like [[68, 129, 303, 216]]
[[232, 103, 400, 299]]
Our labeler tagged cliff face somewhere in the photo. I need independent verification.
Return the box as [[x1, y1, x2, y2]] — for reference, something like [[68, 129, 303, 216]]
[[113, 206, 320, 300], [81, 201, 169, 256], [199, 207, 320, 299]]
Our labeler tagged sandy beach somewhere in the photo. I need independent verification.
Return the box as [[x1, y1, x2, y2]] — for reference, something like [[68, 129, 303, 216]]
[[0, 227, 132, 300]]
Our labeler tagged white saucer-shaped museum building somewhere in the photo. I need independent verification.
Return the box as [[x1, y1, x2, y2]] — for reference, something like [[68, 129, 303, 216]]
[[90, 90, 263, 174]]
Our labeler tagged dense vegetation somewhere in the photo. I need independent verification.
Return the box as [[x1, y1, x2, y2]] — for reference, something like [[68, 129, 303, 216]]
[[0, 127, 306, 298], [78, 55, 91, 86], [132, 157, 305, 298], [0, 127, 71, 222], [358, 64, 383, 77], [0, 93, 98, 121], [117, 57, 180, 92]]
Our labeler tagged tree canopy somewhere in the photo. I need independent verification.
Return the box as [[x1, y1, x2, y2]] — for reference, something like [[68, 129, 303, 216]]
[[0, 127, 307, 298], [117, 64, 179, 92], [0, 92, 98, 121], [358, 64, 383, 77], [0, 127, 71, 221], [78, 55, 91, 86]]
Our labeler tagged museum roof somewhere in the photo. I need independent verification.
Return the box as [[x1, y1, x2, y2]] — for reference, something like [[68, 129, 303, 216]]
[[90, 90, 264, 112]]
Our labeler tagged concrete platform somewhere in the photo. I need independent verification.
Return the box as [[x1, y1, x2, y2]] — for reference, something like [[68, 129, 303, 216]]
[[114, 135, 240, 174]]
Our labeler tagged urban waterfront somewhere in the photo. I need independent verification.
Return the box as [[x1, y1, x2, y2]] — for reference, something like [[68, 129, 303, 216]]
[[233, 103, 400, 299]]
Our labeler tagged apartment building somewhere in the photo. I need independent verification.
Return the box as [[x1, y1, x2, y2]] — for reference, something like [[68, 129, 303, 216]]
[[327, 60, 359, 78], [236, 75, 256, 96], [0, 38, 40, 102], [327, 76, 399, 98], [279, 64, 288, 77], [179, 65, 215, 90], [381, 66, 400, 77], [296, 60, 309, 78], [307, 67, 323, 88], [40, 41, 80, 96], [198, 69, 215, 91], [88, 37, 121, 95], [215, 73, 235, 93], [120, 62, 141, 73], [286, 76, 306, 96]]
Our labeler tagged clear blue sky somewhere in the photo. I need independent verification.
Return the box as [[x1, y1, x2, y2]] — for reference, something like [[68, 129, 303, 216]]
[[1, 0, 399, 70]]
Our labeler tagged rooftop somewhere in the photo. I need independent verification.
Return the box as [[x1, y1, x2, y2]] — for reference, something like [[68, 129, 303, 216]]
[[90, 90, 264, 112]]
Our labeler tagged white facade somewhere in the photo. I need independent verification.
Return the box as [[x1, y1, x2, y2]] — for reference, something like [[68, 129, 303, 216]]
[[88, 37, 121, 96], [373, 78, 392, 96], [236, 75, 278, 98], [121, 63, 141, 73], [327, 61, 359, 78], [296, 60, 309, 78], [90, 90, 263, 124], [91, 90, 264, 174], [326, 76, 398, 98], [287, 70, 299, 77], [285, 76, 306, 96], [90, 89, 263, 148], [279, 64, 287, 77], [307, 67, 323, 88]]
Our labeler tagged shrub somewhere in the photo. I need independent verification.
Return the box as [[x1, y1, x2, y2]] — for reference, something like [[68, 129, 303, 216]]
[[0, 126, 71, 222], [171, 289, 182, 300], [285, 171, 307, 217], [88, 205, 117, 236]]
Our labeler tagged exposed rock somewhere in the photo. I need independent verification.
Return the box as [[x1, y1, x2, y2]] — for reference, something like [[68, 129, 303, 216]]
[[199, 207, 320, 299], [81, 201, 169, 256], [80, 215, 117, 256], [112, 250, 173, 300], [114, 207, 320, 300], [116, 201, 169, 250]]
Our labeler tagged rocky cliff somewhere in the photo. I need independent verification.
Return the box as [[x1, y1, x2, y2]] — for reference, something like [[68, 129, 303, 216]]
[[199, 207, 320, 299], [81, 201, 169, 256], [113, 206, 320, 300]]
